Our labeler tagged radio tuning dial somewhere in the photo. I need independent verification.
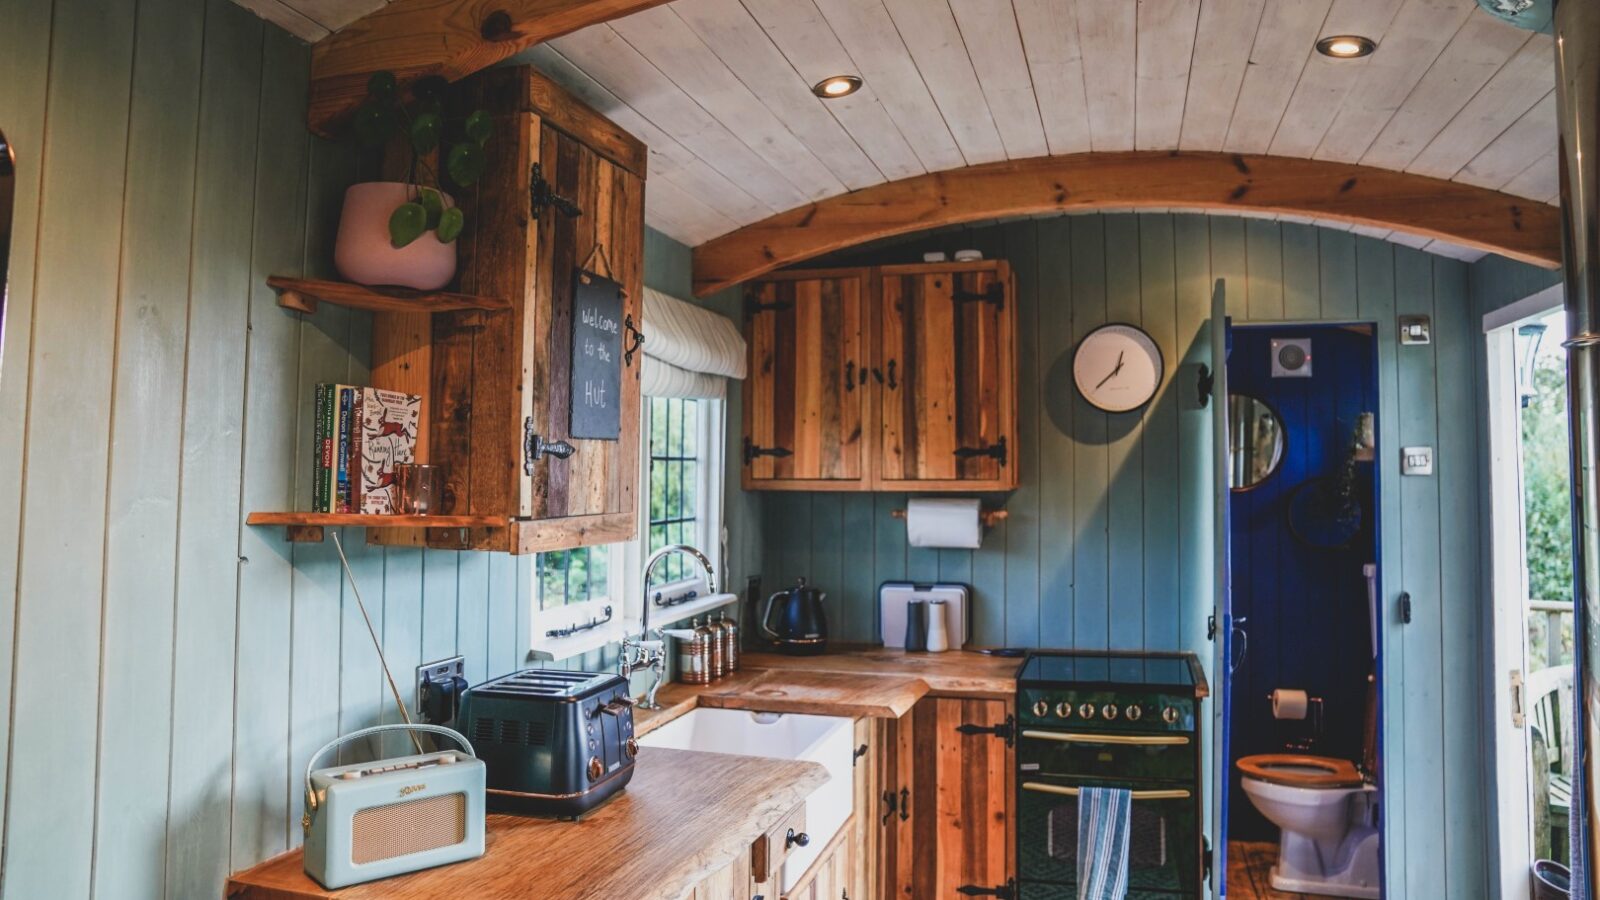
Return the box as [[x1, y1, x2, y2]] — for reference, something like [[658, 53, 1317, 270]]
[[1079, 702, 1097, 719], [1162, 706, 1180, 724], [1124, 705, 1142, 721], [587, 756, 604, 782], [1032, 700, 1050, 717], [1055, 701, 1073, 719], [1101, 704, 1118, 721]]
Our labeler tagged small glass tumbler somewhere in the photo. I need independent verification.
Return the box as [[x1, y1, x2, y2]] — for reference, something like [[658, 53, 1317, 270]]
[[394, 463, 445, 516]]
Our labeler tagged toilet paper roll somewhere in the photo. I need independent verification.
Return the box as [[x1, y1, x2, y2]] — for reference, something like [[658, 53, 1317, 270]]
[[1271, 688, 1309, 721], [905, 498, 982, 549]]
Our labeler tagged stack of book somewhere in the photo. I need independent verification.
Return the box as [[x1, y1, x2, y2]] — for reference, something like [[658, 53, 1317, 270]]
[[313, 385, 422, 514]]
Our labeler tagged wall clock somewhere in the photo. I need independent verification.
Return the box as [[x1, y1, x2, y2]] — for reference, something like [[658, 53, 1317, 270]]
[[1073, 324, 1164, 413]]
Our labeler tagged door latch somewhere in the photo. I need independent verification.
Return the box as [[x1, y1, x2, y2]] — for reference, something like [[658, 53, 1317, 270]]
[[528, 162, 581, 220], [1511, 669, 1525, 729], [955, 436, 1008, 467], [1399, 592, 1413, 624], [956, 714, 1015, 747], [524, 417, 576, 474]]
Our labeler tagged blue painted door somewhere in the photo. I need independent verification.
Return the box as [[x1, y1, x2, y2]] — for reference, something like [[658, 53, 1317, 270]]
[[1210, 280, 1233, 899]]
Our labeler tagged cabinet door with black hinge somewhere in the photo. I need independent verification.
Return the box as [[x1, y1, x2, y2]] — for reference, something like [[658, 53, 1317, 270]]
[[742, 272, 867, 490], [877, 263, 1015, 490]]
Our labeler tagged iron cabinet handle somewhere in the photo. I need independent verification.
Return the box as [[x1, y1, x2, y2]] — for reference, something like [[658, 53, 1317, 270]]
[[1400, 592, 1412, 624], [899, 786, 909, 822], [886, 358, 898, 390], [624, 315, 644, 368], [1022, 781, 1191, 801], [1018, 729, 1190, 746], [845, 360, 856, 391], [956, 714, 1016, 747], [785, 828, 810, 850]]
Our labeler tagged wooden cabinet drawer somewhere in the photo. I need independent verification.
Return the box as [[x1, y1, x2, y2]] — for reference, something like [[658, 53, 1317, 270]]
[[752, 803, 807, 885]]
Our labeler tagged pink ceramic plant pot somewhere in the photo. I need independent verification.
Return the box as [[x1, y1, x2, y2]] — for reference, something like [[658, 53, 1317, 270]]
[[333, 182, 457, 290]]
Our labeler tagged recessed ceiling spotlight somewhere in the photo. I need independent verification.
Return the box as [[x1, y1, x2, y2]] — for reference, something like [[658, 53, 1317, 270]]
[[812, 75, 863, 99], [1316, 35, 1376, 58]]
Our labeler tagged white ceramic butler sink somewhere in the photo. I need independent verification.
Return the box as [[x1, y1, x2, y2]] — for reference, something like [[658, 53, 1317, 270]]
[[638, 708, 853, 892]]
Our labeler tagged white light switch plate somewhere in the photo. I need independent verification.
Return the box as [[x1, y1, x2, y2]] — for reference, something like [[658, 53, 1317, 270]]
[[1402, 446, 1434, 476]]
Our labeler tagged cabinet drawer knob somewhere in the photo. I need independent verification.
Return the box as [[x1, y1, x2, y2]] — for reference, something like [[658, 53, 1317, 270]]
[[785, 828, 810, 850]]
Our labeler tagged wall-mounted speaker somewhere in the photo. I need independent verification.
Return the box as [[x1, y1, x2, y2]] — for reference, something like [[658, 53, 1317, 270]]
[[1271, 338, 1312, 378]]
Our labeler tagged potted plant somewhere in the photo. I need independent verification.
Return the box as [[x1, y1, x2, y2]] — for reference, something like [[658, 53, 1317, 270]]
[[333, 72, 493, 291]]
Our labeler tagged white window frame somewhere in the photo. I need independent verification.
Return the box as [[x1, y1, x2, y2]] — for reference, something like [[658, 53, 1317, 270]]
[[527, 396, 728, 660]]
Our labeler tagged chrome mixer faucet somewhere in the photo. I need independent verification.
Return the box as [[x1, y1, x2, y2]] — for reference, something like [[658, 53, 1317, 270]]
[[621, 544, 716, 709]]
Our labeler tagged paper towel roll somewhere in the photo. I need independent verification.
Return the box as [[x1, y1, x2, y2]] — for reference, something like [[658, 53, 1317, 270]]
[[1271, 688, 1309, 720], [905, 498, 982, 549]]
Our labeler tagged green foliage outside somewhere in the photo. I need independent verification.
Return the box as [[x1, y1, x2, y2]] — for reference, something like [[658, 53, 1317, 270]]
[[1522, 354, 1575, 668]]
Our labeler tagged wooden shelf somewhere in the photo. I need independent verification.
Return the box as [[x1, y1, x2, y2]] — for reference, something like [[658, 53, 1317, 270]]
[[266, 276, 511, 316], [247, 511, 505, 543]]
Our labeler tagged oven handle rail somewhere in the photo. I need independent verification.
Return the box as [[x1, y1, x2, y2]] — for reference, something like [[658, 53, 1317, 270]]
[[1019, 729, 1190, 747], [1022, 781, 1191, 801]]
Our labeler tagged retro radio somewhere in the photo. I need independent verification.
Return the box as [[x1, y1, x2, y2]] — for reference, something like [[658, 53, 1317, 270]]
[[301, 723, 486, 889]]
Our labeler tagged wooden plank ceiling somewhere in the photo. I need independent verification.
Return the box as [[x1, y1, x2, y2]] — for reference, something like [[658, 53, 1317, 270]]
[[239, 0, 1557, 264]]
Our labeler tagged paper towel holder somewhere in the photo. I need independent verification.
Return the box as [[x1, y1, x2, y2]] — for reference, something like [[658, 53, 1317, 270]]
[[890, 507, 1009, 529]]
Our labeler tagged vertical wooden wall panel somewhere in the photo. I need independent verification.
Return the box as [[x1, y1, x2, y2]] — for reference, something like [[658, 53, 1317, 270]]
[[3, 0, 136, 892], [90, 0, 204, 891], [1139, 215, 1181, 651], [1070, 217, 1111, 650], [1002, 221, 1042, 648], [1036, 217, 1075, 648], [1104, 215, 1144, 650]]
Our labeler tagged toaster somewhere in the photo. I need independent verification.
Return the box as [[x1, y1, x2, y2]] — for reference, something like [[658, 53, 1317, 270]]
[[458, 669, 637, 818]]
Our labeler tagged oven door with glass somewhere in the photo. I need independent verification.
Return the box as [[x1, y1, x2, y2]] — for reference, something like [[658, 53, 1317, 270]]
[[1016, 729, 1201, 898]]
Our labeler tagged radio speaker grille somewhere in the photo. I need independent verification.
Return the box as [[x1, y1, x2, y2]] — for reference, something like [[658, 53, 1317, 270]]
[[350, 792, 467, 865]]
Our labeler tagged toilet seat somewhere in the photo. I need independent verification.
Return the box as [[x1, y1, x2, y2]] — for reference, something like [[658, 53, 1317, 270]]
[[1237, 754, 1364, 788]]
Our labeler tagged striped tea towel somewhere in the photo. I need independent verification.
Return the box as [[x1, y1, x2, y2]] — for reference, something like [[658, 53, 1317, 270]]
[[1077, 787, 1132, 900]]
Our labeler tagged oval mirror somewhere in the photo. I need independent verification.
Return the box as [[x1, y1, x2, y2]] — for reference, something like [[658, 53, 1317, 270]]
[[1229, 394, 1284, 490]]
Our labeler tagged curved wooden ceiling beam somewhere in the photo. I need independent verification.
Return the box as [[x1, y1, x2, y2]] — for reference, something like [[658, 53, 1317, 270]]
[[691, 151, 1561, 296]]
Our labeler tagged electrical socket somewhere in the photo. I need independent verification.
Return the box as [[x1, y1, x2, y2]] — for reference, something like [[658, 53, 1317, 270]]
[[416, 656, 466, 716]]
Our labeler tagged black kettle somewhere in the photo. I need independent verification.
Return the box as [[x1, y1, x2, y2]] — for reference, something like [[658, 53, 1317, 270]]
[[761, 577, 829, 655]]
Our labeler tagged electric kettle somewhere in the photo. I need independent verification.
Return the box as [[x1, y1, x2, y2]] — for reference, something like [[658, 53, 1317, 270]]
[[761, 577, 829, 655]]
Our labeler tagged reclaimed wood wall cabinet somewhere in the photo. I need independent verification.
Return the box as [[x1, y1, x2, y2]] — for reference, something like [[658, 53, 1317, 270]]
[[742, 261, 1017, 492], [369, 66, 646, 554], [878, 697, 1013, 898]]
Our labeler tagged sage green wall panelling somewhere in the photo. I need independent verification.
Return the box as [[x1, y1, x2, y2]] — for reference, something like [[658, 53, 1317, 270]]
[[0, 4, 720, 895], [757, 213, 1506, 899]]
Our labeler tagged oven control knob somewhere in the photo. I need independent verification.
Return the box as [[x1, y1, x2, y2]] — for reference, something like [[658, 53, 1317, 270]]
[[1055, 701, 1073, 719], [1162, 706, 1180, 724], [1101, 704, 1118, 721], [1125, 705, 1142, 722], [587, 756, 604, 782], [1079, 702, 1097, 719], [1032, 700, 1050, 717]]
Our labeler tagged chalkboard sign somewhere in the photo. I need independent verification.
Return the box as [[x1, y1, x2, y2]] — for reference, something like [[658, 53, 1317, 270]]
[[569, 268, 625, 440]]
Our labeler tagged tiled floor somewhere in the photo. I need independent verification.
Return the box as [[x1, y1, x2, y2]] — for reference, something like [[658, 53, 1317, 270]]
[[1227, 841, 1315, 900]]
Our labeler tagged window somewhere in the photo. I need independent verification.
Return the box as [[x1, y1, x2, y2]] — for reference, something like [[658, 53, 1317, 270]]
[[536, 547, 610, 609], [647, 397, 704, 587]]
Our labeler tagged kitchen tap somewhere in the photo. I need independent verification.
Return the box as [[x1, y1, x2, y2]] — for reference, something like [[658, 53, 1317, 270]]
[[622, 543, 716, 709]]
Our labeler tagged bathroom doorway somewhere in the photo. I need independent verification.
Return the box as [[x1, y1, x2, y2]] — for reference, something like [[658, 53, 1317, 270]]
[[1487, 300, 1575, 900], [1224, 324, 1383, 899]]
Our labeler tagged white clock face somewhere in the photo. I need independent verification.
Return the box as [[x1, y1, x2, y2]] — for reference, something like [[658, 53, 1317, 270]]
[[1073, 324, 1164, 413]]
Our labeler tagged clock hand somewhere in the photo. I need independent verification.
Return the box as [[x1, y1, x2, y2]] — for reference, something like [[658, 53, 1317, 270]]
[[1094, 351, 1126, 390]]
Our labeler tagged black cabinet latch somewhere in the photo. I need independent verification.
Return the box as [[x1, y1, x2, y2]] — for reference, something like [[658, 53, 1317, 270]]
[[743, 292, 794, 317], [955, 436, 1008, 467], [956, 714, 1015, 747], [529, 162, 581, 220], [952, 282, 1005, 310], [852, 743, 868, 766], [957, 880, 1016, 898], [524, 417, 576, 474], [743, 437, 793, 466]]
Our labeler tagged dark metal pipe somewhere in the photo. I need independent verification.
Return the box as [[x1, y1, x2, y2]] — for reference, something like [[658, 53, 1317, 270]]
[[1557, 0, 1600, 894]]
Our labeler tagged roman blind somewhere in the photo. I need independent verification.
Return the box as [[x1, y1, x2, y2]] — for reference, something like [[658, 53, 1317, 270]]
[[640, 286, 745, 399]]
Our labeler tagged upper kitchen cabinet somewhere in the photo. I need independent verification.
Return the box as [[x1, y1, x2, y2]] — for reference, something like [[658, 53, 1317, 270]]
[[372, 66, 647, 554], [741, 270, 869, 491], [741, 261, 1017, 492]]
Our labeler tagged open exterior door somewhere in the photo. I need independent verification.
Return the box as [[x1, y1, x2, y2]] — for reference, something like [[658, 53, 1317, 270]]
[[1210, 279, 1233, 899]]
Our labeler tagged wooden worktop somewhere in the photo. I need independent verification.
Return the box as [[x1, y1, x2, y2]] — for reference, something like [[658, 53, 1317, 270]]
[[743, 646, 1023, 697], [225, 747, 826, 900]]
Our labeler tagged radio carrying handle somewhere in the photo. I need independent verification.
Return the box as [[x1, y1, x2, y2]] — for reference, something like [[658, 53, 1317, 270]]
[[303, 724, 477, 814]]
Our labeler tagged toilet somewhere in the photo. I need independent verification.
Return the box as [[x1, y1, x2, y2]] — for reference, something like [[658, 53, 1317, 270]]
[[1236, 754, 1380, 898]]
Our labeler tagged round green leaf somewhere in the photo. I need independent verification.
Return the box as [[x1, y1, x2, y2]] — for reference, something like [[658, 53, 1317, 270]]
[[446, 141, 486, 187], [465, 109, 494, 147], [389, 201, 428, 248], [417, 187, 444, 229], [436, 207, 465, 243], [367, 71, 397, 98], [410, 111, 442, 154], [351, 100, 398, 147]]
